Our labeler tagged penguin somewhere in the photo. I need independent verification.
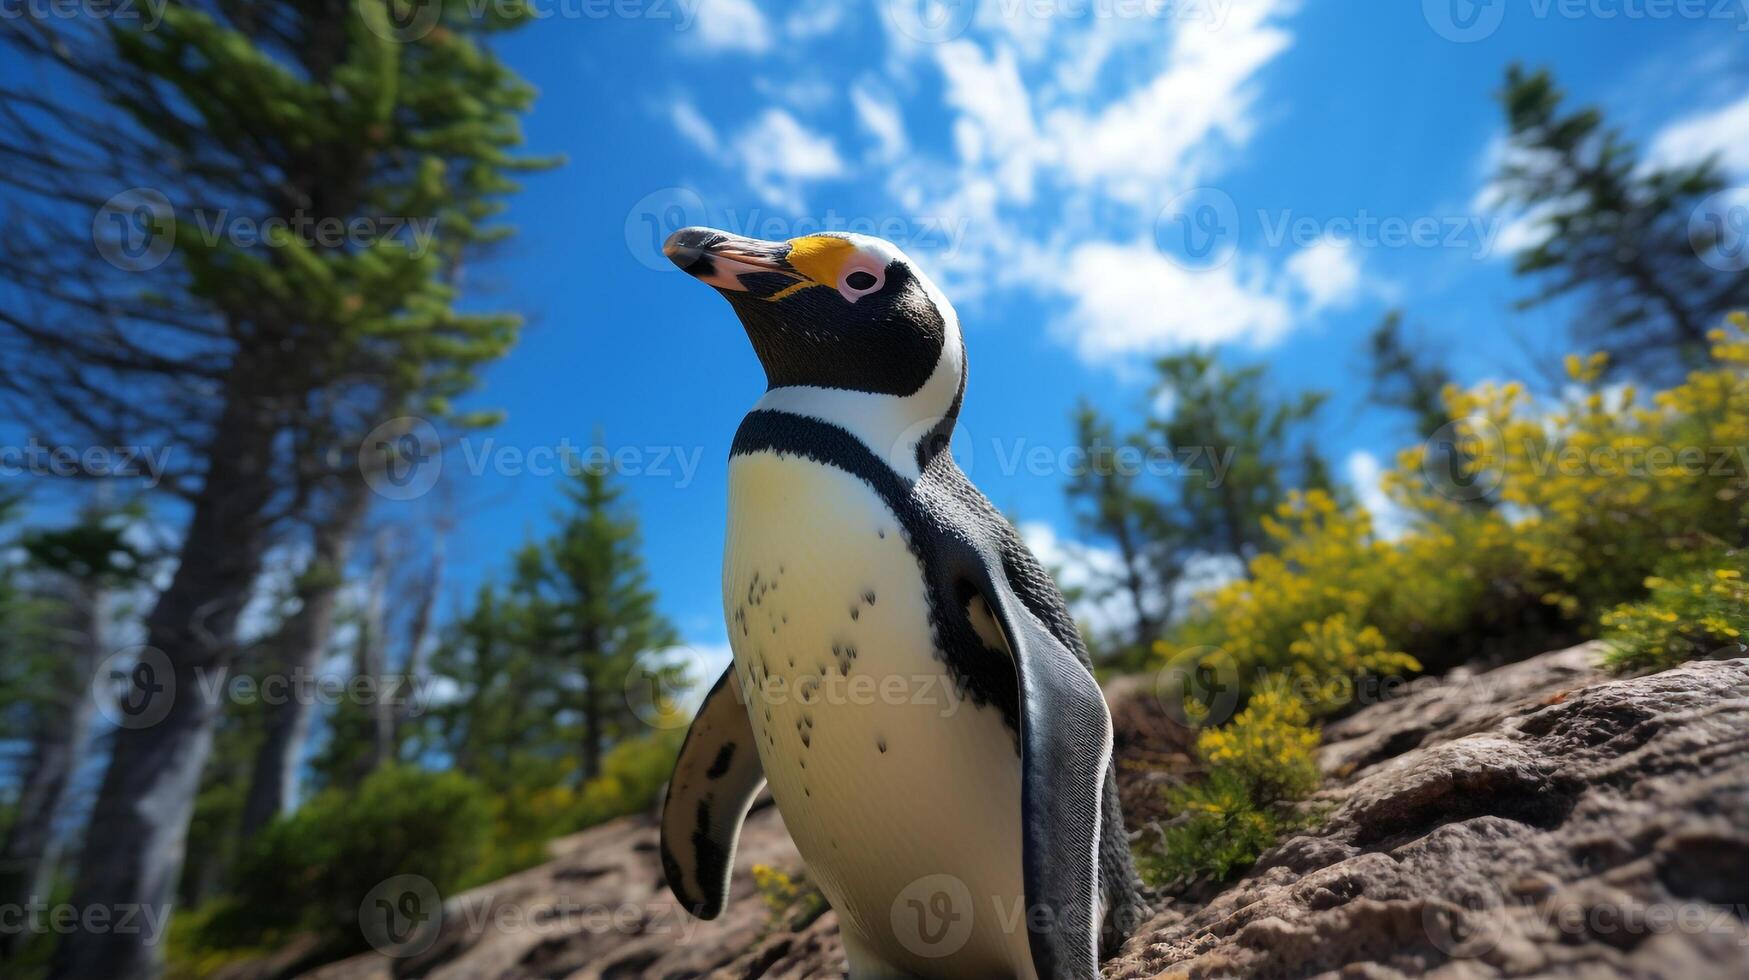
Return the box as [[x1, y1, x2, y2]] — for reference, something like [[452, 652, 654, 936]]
[[657, 227, 1143, 980]]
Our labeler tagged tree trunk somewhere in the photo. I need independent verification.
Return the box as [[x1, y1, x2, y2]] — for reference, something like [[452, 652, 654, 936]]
[[393, 531, 444, 744], [355, 530, 397, 782], [1109, 517, 1157, 653], [50, 371, 279, 980], [581, 664, 603, 784], [0, 582, 103, 962], [238, 480, 371, 840], [1621, 249, 1707, 355]]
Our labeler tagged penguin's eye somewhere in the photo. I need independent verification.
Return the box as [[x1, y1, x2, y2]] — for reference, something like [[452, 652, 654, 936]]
[[837, 260, 886, 302]]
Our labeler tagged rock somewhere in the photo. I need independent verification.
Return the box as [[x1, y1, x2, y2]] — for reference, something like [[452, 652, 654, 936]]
[[252, 795, 845, 980], [1105, 646, 1749, 979], [263, 645, 1749, 979]]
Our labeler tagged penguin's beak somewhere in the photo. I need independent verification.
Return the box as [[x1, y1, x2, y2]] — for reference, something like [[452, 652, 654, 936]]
[[663, 227, 803, 298]]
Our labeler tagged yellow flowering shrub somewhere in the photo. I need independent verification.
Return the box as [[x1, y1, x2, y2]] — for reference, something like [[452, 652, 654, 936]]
[[751, 864, 801, 918], [1142, 314, 1749, 886], [1395, 321, 1748, 615], [1602, 564, 1748, 672], [750, 863, 827, 930], [1193, 684, 1322, 800], [1163, 490, 1515, 690], [1281, 614, 1420, 716], [1169, 314, 1747, 692], [1144, 681, 1321, 883]]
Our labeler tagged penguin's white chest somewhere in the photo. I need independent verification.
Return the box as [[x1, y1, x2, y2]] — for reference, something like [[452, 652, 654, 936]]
[[723, 450, 1033, 978]]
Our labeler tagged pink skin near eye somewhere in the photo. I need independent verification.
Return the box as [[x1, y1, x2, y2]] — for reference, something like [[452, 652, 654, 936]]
[[836, 256, 886, 302]]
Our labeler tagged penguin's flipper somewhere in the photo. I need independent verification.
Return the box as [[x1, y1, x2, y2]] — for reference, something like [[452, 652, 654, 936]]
[[973, 558, 1111, 980], [659, 666, 765, 919]]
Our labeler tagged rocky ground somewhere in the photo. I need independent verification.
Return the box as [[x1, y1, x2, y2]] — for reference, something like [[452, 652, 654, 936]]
[[1108, 645, 1749, 979], [242, 644, 1749, 979]]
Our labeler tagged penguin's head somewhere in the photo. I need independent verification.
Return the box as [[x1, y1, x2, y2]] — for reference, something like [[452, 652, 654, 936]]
[[664, 227, 963, 407]]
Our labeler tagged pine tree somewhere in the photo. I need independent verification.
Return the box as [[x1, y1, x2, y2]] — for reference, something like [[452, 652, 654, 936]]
[[1366, 312, 1453, 440], [1366, 311, 1493, 509], [1494, 65, 1747, 379], [0, 505, 150, 964], [1065, 402, 1184, 660], [0, 5, 554, 975], [514, 461, 682, 784], [422, 584, 570, 793], [1148, 352, 1329, 562]]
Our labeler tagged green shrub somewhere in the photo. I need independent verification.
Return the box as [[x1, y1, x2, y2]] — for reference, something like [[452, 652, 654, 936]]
[[474, 731, 683, 883], [0, 873, 69, 979], [164, 903, 275, 980], [576, 729, 682, 826], [1603, 559, 1747, 673], [750, 863, 829, 933], [1142, 318, 1748, 886], [200, 765, 492, 951], [1142, 768, 1303, 885], [1144, 681, 1323, 884]]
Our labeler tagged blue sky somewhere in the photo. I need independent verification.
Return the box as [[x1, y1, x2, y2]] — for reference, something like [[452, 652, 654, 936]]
[[429, 0, 1749, 672]]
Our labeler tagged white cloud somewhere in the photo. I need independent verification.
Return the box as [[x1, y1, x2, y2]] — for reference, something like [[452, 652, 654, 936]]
[[1019, 521, 1140, 641], [1048, 241, 1293, 365], [935, 40, 1041, 201], [752, 75, 836, 112], [731, 108, 846, 211], [1474, 92, 1749, 267], [1647, 92, 1749, 177], [974, 2, 1058, 62], [1020, 522, 1248, 643], [1345, 450, 1407, 541], [670, 641, 735, 711], [1150, 385, 1178, 419], [685, 0, 771, 54], [663, 0, 1310, 369], [784, 0, 844, 40], [851, 84, 907, 162], [670, 99, 721, 157], [1176, 552, 1244, 604], [1491, 208, 1550, 257], [896, 0, 1303, 365], [1047, 16, 1138, 95], [1041, 0, 1295, 204], [925, 3, 1297, 209], [1469, 136, 1567, 262], [1285, 238, 1363, 312]]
